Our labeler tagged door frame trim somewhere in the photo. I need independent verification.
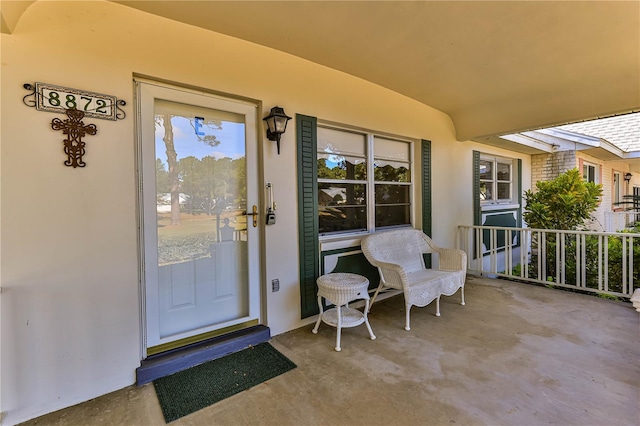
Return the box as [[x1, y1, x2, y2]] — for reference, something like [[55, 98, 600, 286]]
[[133, 77, 266, 359]]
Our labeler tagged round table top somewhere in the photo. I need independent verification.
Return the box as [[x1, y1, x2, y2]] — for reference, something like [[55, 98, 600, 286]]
[[317, 272, 368, 288], [316, 273, 369, 306]]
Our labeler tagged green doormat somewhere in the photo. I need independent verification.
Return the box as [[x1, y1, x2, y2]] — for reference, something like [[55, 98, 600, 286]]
[[153, 342, 296, 423]]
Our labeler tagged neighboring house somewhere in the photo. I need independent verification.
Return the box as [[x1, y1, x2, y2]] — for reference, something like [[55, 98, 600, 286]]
[[501, 113, 640, 231]]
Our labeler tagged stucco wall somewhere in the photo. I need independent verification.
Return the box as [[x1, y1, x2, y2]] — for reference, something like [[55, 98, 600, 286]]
[[0, 1, 531, 424]]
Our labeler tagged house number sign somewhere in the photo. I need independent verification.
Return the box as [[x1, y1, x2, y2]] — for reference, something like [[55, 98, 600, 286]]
[[23, 82, 127, 168], [24, 82, 125, 121]]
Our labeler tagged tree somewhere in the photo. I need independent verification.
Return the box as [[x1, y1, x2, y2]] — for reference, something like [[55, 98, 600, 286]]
[[155, 114, 222, 225], [156, 159, 170, 198], [523, 168, 602, 230]]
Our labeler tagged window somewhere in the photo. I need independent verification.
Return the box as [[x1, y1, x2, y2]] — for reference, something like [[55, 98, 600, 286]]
[[317, 127, 367, 234], [613, 172, 622, 205], [374, 137, 411, 228], [317, 125, 412, 235], [583, 163, 598, 183], [479, 155, 513, 204], [473, 151, 522, 255]]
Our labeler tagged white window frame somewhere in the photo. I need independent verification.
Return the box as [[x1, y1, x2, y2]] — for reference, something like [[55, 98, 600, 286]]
[[613, 171, 622, 205], [479, 154, 515, 205], [583, 162, 599, 183], [317, 122, 415, 238]]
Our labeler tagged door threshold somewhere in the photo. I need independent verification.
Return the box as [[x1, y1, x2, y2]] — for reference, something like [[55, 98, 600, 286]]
[[136, 325, 271, 385]]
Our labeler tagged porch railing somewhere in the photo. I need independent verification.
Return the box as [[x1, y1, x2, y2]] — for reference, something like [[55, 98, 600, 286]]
[[457, 225, 638, 299]]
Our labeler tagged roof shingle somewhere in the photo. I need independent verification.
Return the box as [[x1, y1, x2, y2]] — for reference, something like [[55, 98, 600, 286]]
[[556, 113, 640, 152]]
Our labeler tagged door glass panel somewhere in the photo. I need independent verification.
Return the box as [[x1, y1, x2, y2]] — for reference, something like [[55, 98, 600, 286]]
[[154, 99, 248, 338]]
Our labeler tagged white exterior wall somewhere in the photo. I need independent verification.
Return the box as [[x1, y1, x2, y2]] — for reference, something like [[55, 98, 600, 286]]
[[0, 2, 531, 424]]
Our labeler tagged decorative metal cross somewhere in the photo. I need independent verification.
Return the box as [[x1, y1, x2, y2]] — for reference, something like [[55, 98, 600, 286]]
[[51, 108, 97, 168]]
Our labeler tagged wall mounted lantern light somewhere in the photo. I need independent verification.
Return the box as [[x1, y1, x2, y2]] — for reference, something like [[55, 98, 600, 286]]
[[263, 106, 291, 155], [625, 172, 633, 182]]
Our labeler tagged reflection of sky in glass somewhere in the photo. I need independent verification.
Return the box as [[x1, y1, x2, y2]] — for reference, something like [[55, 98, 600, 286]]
[[325, 155, 344, 169], [321, 153, 365, 169], [155, 116, 245, 166], [321, 140, 366, 169]]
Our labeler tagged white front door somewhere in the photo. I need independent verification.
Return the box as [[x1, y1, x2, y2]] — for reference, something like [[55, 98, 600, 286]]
[[137, 81, 261, 355]]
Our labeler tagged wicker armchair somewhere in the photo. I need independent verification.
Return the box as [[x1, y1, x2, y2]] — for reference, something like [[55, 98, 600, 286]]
[[361, 229, 467, 330]]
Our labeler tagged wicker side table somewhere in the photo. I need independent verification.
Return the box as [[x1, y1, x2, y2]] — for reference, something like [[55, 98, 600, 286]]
[[312, 273, 376, 351]]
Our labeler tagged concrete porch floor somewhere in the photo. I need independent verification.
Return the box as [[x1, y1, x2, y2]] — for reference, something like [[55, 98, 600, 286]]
[[21, 276, 639, 426]]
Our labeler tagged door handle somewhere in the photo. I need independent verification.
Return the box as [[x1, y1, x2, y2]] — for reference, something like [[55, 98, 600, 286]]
[[243, 205, 259, 228]]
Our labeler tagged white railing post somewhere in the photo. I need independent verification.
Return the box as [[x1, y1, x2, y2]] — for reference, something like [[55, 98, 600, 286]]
[[520, 229, 531, 278], [628, 235, 631, 292], [475, 227, 482, 274], [629, 236, 634, 294], [604, 235, 609, 292], [580, 234, 584, 288], [556, 232, 567, 284], [597, 235, 603, 292], [622, 235, 628, 295]]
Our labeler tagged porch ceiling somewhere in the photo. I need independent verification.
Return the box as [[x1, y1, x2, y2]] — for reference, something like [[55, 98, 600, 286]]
[[4, 1, 639, 141]]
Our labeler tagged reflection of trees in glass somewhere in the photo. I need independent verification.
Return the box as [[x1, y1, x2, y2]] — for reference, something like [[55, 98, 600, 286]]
[[177, 155, 246, 215], [157, 154, 246, 214], [156, 158, 170, 202], [317, 158, 366, 180], [318, 156, 367, 232], [157, 154, 246, 263], [374, 163, 410, 228], [156, 114, 222, 225], [374, 164, 409, 182]]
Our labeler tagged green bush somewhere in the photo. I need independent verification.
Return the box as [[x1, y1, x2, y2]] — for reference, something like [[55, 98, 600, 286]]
[[523, 168, 602, 231]]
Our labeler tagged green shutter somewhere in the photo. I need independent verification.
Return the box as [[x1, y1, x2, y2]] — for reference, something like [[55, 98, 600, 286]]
[[421, 140, 432, 236], [473, 151, 481, 226], [517, 158, 523, 227], [421, 140, 432, 268], [472, 151, 482, 259], [296, 114, 320, 319]]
